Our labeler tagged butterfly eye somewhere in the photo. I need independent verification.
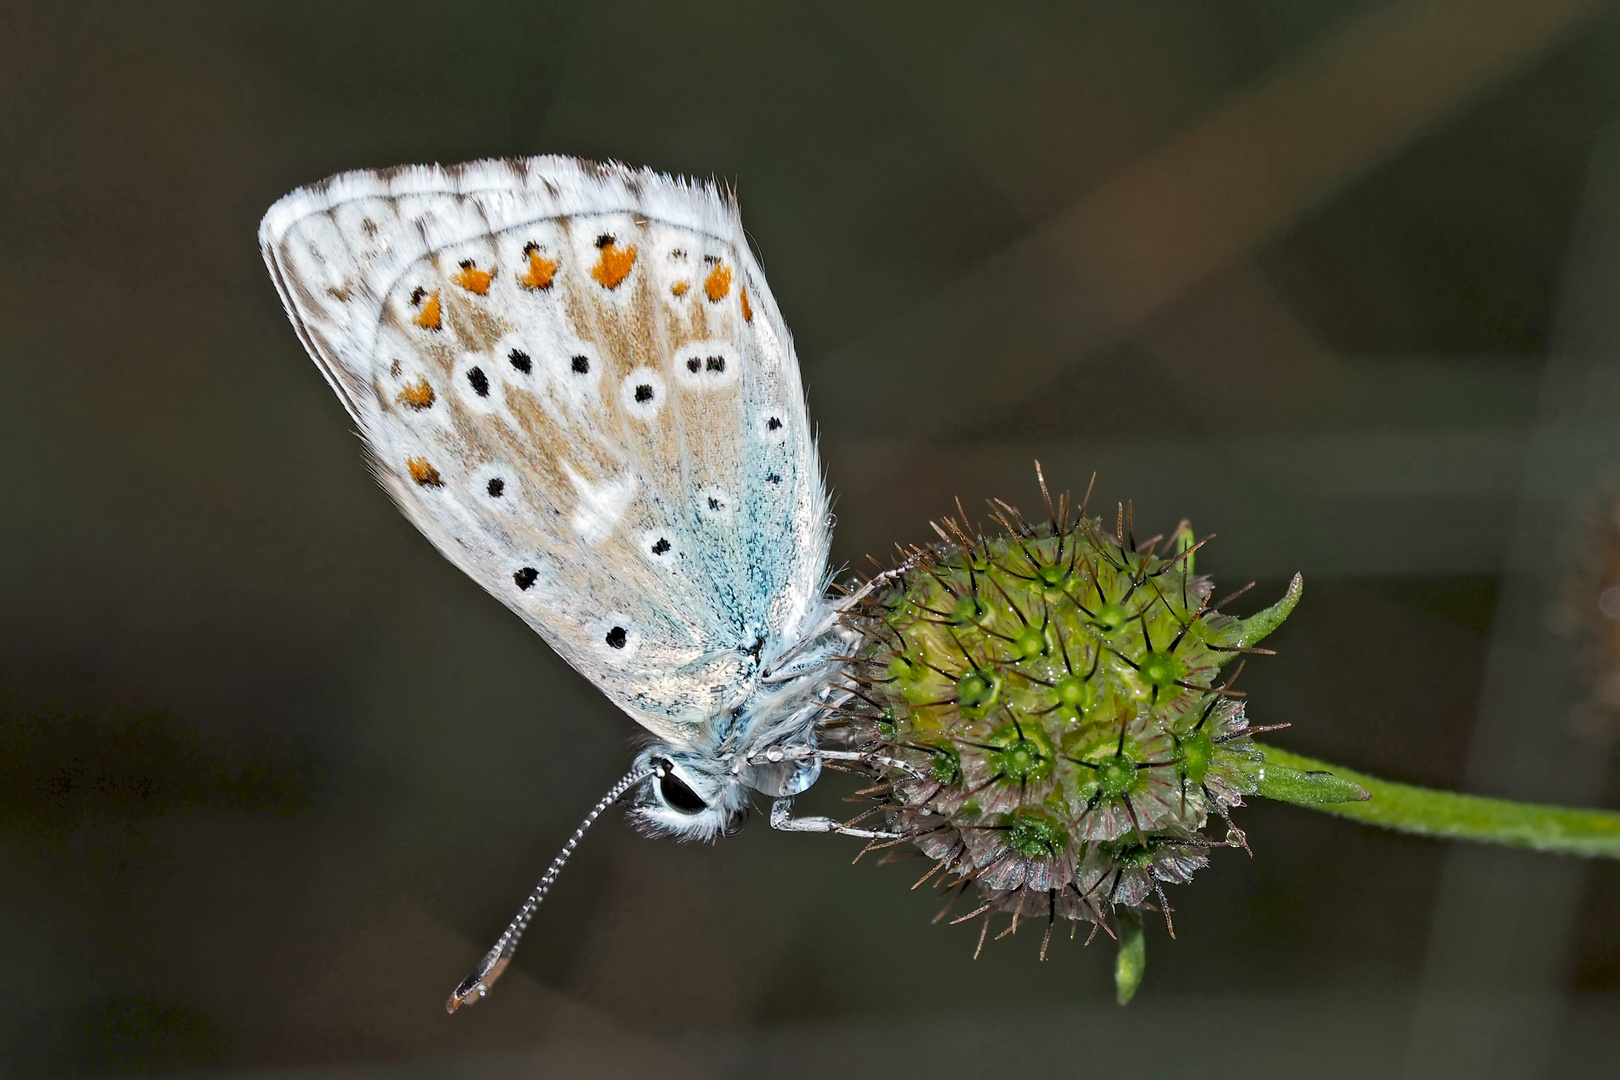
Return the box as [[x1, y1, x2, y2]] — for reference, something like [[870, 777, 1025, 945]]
[[655, 761, 708, 815]]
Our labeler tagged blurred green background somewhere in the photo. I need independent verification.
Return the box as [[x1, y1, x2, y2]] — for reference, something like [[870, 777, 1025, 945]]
[[3, 1, 1620, 1076]]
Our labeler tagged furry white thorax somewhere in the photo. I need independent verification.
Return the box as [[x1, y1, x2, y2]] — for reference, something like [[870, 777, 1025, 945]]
[[626, 596, 855, 841]]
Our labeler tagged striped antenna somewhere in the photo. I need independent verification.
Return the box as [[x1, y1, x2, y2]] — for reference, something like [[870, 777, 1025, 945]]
[[446, 764, 653, 1013]]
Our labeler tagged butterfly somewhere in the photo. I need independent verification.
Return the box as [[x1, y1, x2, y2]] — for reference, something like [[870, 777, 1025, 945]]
[[259, 156, 889, 1011]]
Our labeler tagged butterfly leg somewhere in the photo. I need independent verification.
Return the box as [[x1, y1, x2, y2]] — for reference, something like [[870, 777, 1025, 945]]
[[815, 747, 928, 779], [770, 797, 899, 839]]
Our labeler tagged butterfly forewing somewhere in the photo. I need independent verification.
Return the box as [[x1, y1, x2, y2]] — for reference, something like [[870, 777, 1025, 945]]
[[260, 157, 829, 743]]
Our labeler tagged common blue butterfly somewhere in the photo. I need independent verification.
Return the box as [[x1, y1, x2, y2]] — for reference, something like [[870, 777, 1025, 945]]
[[259, 157, 884, 1011]]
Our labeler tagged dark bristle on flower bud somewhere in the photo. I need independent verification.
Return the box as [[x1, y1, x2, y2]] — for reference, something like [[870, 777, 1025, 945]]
[[826, 470, 1301, 995]]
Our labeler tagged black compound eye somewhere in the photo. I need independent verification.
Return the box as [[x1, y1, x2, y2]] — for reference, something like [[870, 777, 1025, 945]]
[[656, 762, 707, 815]]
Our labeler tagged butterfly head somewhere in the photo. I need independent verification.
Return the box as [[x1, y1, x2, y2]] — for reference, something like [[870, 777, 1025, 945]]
[[629, 740, 823, 842], [629, 749, 750, 841]]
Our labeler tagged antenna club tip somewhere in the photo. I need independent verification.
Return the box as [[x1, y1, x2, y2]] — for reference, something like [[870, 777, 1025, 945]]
[[445, 952, 511, 1015]]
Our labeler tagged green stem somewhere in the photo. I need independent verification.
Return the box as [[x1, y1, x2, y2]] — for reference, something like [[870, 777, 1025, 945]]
[[1254, 742, 1620, 859]]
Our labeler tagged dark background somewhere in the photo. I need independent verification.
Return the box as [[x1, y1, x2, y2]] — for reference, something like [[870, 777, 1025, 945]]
[[3, 1, 1620, 1076]]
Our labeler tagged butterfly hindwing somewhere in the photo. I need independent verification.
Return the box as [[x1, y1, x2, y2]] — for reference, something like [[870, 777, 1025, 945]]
[[260, 157, 829, 744]]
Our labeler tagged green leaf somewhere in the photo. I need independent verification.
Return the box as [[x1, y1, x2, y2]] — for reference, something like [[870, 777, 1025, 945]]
[[1114, 909, 1146, 1005], [1172, 521, 1196, 576], [1257, 761, 1371, 806], [1236, 572, 1303, 647]]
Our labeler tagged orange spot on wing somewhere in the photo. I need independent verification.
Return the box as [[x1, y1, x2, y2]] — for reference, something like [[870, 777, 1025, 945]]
[[451, 263, 494, 295], [396, 379, 436, 410], [671, 281, 689, 297], [406, 457, 442, 487], [413, 290, 442, 331], [518, 251, 558, 290], [591, 243, 637, 290], [704, 264, 732, 302], [740, 285, 752, 322]]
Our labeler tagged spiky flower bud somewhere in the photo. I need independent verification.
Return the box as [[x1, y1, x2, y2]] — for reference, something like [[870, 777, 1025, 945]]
[[834, 478, 1301, 963]]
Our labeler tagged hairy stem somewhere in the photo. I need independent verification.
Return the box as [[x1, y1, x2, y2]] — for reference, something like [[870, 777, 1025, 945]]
[[1255, 742, 1620, 859]]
